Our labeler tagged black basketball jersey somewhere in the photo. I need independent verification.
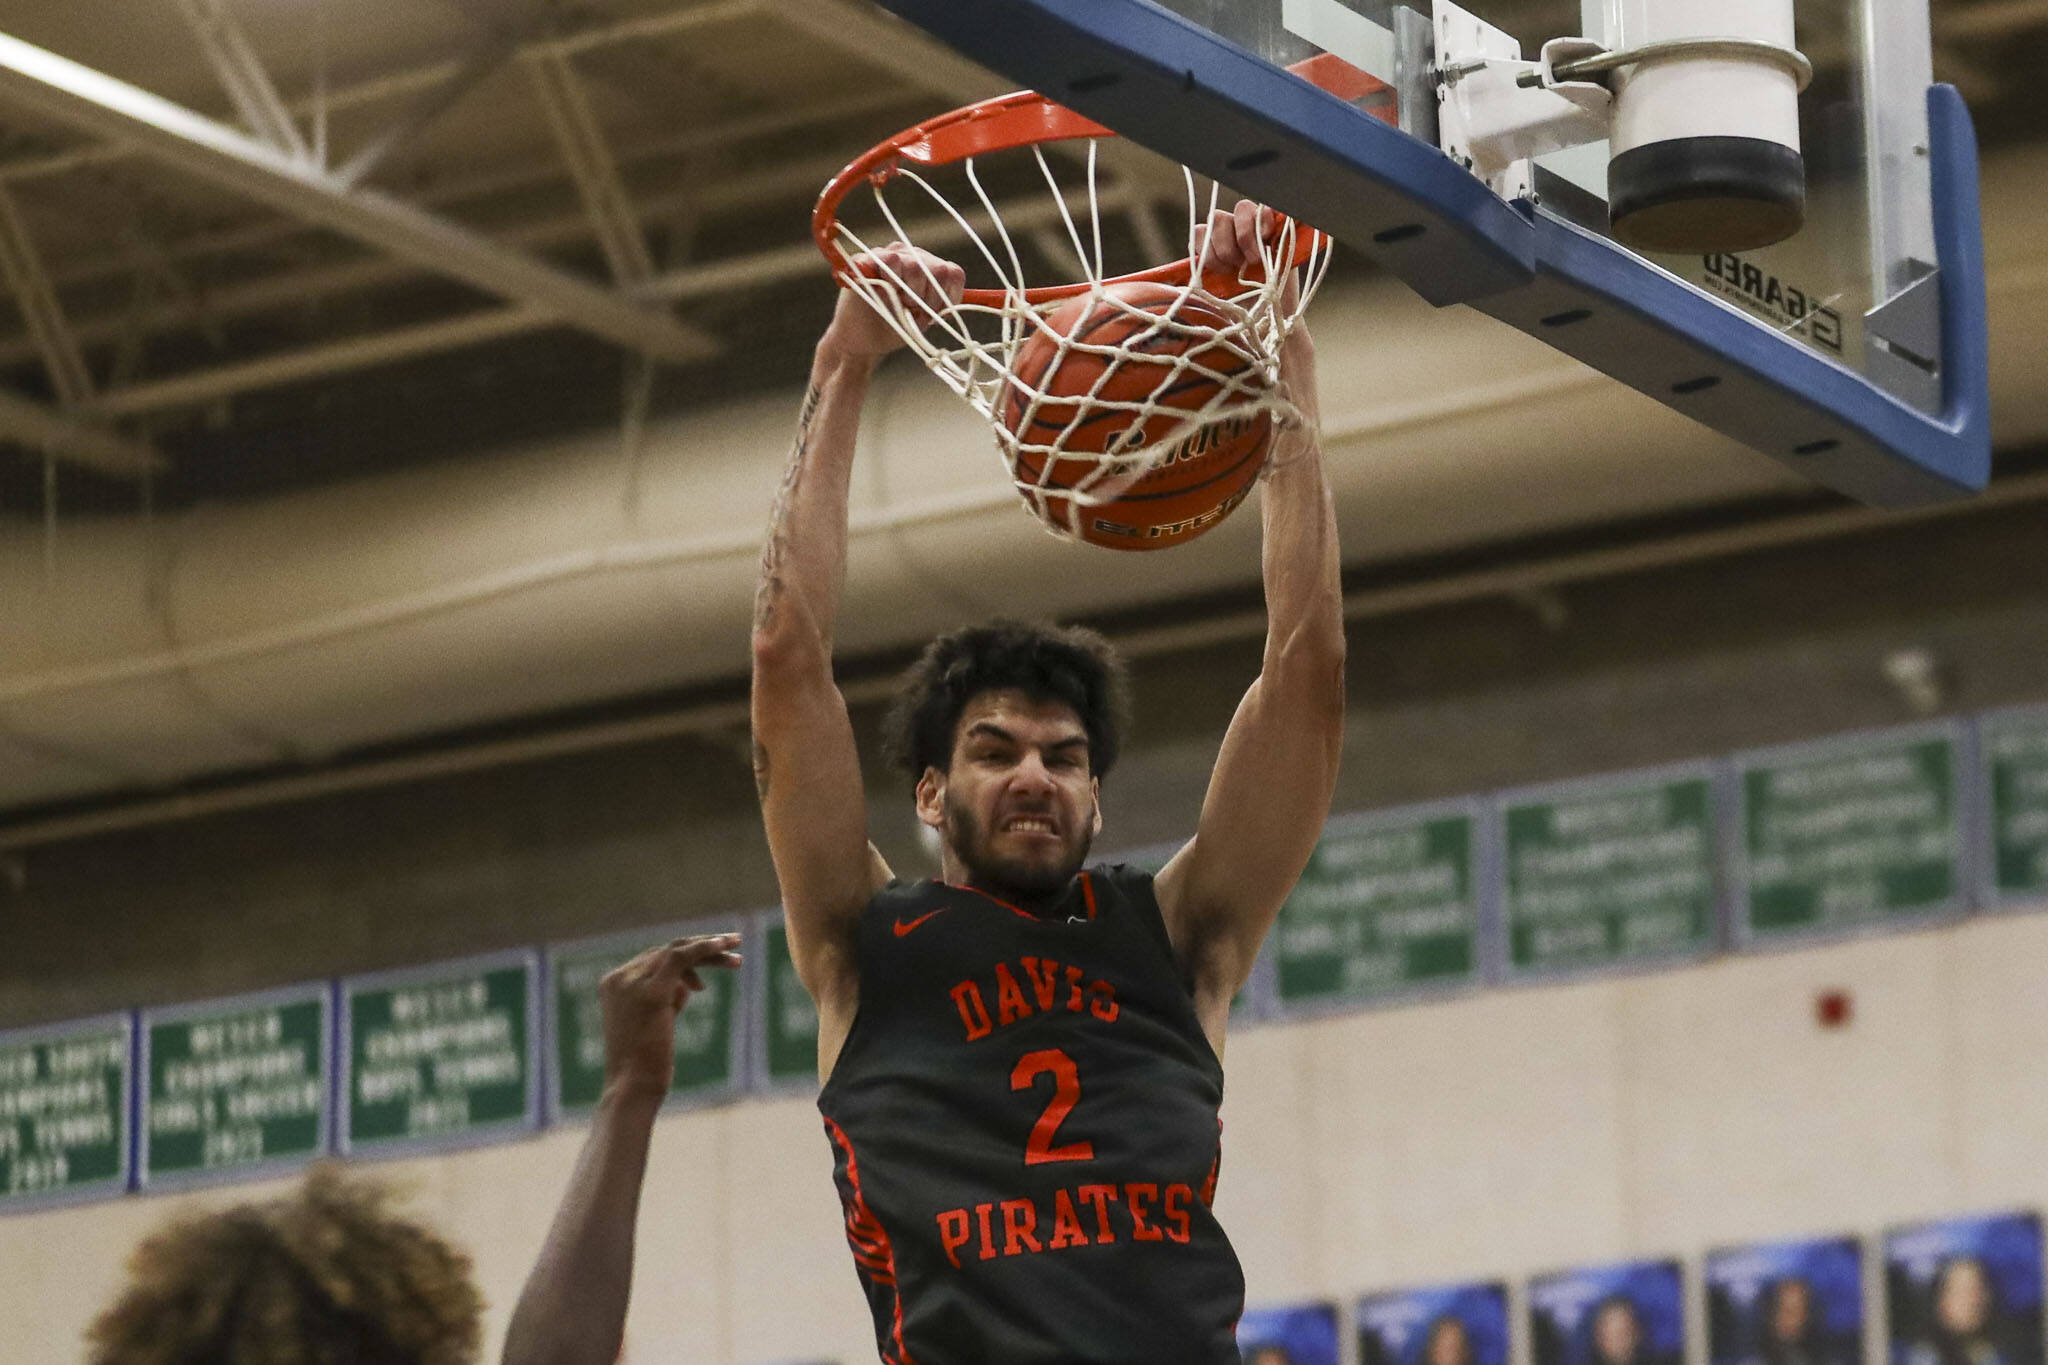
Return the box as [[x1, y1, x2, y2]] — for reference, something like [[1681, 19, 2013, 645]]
[[817, 864, 1245, 1365]]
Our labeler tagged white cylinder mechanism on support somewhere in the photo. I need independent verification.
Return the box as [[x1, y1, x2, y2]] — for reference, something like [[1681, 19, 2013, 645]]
[[1601, 0, 1808, 252]]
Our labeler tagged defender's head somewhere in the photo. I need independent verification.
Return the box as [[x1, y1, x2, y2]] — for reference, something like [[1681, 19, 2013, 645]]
[[885, 619, 1129, 902], [88, 1163, 481, 1365]]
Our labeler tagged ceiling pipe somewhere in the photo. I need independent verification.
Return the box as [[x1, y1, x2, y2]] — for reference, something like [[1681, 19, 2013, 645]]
[[0, 151, 2041, 820], [10, 459, 2048, 853]]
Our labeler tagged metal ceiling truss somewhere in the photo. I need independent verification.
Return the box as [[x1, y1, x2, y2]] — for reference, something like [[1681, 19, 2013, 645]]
[[523, 48, 654, 285], [20, 87, 912, 306], [70, 181, 1147, 416], [334, 25, 523, 190], [33, 0, 2039, 446], [0, 0, 1196, 436], [761, 0, 1187, 205], [0, 29, 714, 389], [0, 148, 867, 381], [0, 184, 91, 406], [0, 175, 164, 472], [170, 0, 309, 160]]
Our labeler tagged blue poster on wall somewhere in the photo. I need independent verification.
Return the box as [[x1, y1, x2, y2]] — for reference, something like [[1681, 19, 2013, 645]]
[[1360, 1281, 1510, 1365], [1886, 1213, 2045, 1365], [1531, 1259, 1686, 1365], [1240, 1301, 1341, 1365], [1706, 1236, 1863, 1365]]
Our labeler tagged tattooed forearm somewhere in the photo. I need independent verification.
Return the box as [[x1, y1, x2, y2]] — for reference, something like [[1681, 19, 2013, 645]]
[[753, 382, 824, 634]]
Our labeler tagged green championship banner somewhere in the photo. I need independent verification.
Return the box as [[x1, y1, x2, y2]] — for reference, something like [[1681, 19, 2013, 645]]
[[548, 926, 744, 1118], [340, 950, 538, 1155], [141, 984, 330, 1187], [1738, 725, 1963, 940], [1502, 766, 1719, 974], [758, 917, 820, 1087], [0, 1014, 131, 1210], [1982, 709, 2048, 907], [1274, 803, 1482, 1009]]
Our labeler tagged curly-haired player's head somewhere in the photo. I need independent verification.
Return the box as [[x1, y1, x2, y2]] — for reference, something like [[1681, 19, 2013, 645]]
[[88, 1163, 482, 1365], [884, 619, 1130, 900]]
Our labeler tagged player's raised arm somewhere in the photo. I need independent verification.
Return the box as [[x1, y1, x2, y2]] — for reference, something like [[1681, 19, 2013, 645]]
[[750, 244, 964, 1058], [502, 935, 740, 1365], [1156, 201, 1347, 1045]]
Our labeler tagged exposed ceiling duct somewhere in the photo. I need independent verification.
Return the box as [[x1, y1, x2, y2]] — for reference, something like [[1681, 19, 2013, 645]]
[[2, 133, 2044, 819]]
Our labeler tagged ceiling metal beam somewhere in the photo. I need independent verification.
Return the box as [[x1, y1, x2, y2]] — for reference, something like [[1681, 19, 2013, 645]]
[[759, 0, 1185, 202], [0, 30, 716, 362], [333, 26, 521, 189], [0, 183, 93, 406], [0, 388, 161, 474], [24, 88, 913, 302], [761, 0, 1004, 100], [0, 147, 873, 372], [170, 0, 310, 159], [0, 0, 766, 188], [71, 180, 1146, 414], [523, 49, 654, 284], [84, 305, 550, 417]]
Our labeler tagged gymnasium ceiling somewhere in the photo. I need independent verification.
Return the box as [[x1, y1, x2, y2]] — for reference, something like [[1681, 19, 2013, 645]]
[[0, 0, 2041, 518]]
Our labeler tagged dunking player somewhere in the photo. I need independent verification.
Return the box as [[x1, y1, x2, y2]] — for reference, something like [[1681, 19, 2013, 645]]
[[750, 202, 1345, 1365]]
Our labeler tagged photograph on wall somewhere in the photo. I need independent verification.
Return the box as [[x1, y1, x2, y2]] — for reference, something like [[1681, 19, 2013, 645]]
[[1530, 1258, 1686, 1365], [1240, 1301, 1341, 1365], [1887, 1212, 2045, 1365], [1706, 1236, 1863, 1365], [1360, 1280, 1510, 1365]]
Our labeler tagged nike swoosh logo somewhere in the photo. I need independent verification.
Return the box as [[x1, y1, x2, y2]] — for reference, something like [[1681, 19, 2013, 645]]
[[893, 908, 950, 938]]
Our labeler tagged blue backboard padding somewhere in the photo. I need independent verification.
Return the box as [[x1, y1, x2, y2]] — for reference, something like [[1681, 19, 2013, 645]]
[[872, 0, 1990, 504], [1928, 84, 1992, 459]]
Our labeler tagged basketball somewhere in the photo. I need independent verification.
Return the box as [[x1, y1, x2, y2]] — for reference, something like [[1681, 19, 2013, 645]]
[[1000, 281, 1275, 551]]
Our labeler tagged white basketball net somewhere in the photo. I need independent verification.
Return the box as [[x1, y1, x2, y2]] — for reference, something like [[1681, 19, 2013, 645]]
[[826, 139, 1332, 540]]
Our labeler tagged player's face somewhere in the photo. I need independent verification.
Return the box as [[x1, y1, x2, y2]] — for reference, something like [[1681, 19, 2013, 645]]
[[1593, 1303, 1642, 1365], [1935, 1260, 1992, 1337], [919, 689, 1101, 900], [1771, 1281, 1812, 1342], [1429, 1320, 1474, 1365]]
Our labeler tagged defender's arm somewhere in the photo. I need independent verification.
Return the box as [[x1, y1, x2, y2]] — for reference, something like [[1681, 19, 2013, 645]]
[[502, 936, 739, 1365], [751, 246, 962, 1071], [1156, 205, 1346, 1046]]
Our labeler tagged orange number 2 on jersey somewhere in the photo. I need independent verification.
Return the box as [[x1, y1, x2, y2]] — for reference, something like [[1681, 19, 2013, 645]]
[[1011, 1048, 1095, 1165]]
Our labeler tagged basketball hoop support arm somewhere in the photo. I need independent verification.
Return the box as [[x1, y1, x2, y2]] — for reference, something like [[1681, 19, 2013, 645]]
[[865, 0, 1989, 508]]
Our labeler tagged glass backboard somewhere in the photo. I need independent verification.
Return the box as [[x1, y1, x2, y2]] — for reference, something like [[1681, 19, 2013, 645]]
[[860, 0, 1988, 506]]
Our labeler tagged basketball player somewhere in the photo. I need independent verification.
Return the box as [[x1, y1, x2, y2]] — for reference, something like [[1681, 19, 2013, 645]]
[[751, 200, 1344, 1364]]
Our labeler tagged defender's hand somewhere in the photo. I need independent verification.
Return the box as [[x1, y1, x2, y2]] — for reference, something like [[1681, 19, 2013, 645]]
[[825, 243, 967, 358], [600, 934, 742, 1099]]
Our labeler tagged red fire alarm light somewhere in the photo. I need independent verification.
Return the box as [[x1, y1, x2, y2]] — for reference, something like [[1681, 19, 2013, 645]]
[[1815, 988, 1854, 1028]]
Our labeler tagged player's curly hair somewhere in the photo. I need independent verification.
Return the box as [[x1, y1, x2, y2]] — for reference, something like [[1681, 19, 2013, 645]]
[[884, 619, 1130, 779], [87, 1162, 482, 1365]]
